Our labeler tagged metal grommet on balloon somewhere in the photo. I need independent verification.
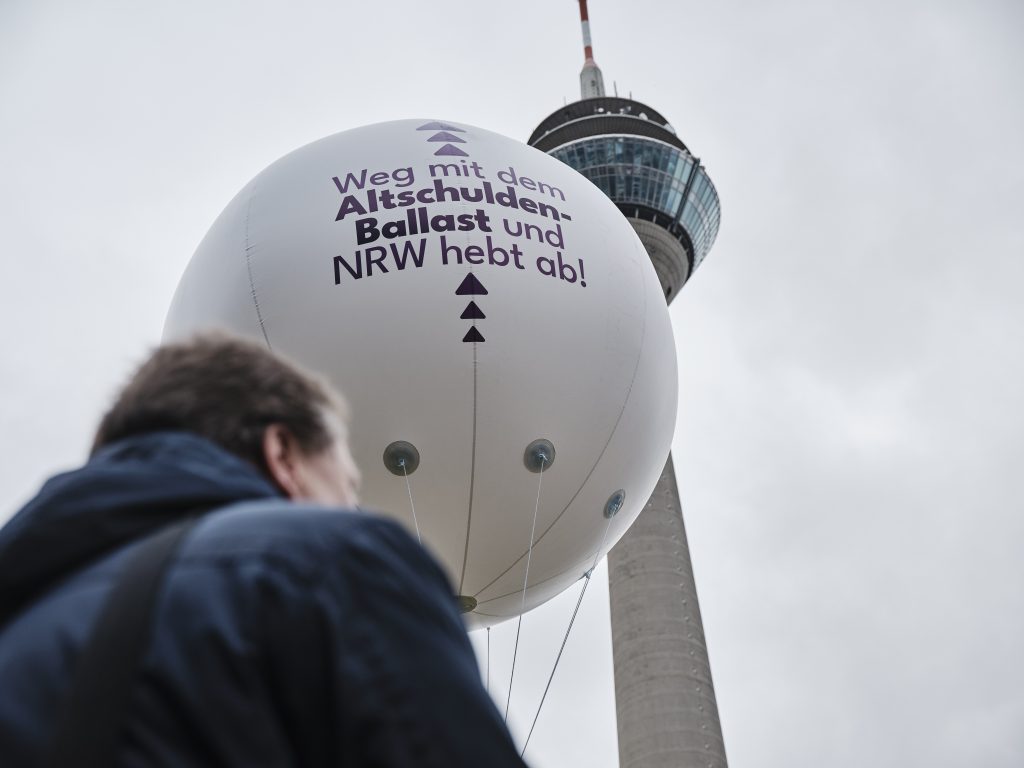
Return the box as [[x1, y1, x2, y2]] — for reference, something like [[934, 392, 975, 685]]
[[383, 441, 420, 476], [523, 439, 556, 473], [604, 489, 626, 518], [457, 595, 478, 613]]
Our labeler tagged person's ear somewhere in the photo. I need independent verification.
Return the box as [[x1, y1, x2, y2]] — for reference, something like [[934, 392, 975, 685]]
[[262, 423, 303, 499]]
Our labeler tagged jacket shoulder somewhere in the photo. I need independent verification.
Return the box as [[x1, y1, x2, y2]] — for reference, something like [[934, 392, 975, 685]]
[[178, 499, 449, 592]]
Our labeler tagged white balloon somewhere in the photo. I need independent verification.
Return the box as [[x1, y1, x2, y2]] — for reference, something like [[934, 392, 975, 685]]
[[165, 119, 677, 627]]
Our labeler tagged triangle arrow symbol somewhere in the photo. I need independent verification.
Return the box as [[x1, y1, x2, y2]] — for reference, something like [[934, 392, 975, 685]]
[[427, 131, 466, 143], [463, 327, 486, 343], [460, 301, 486, 320], [416, 121, 465, 132], [456, 273, 488, 296], [434, 143, 469, 157]]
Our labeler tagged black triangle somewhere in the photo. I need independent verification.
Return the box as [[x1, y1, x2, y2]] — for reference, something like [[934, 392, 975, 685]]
[[463, 327, 486, 343], [455, 273, 488, 296], [460, 301, 486, 320], [416, 121, 466, 132], [427, 131, 467, 143], [434, 143, 469, 157]]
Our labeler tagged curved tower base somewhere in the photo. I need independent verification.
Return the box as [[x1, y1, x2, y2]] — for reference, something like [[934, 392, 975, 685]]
[[608, 454, 727, 768]]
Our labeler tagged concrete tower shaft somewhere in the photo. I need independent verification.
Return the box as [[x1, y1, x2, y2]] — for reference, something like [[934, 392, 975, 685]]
[[608, 457, 727, 768]]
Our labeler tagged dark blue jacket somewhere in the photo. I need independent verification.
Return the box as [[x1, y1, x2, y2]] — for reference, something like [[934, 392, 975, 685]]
[[0, 432, 527, 767]]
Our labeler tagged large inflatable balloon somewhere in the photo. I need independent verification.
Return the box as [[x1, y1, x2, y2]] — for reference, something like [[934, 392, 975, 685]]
[[165, 119, 676, 627]]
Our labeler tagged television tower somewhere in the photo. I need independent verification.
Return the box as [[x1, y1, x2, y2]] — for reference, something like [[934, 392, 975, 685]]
[[528, 3, 726, 767]]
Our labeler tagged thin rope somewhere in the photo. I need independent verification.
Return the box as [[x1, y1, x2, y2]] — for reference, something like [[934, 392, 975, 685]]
[[521, 571, 592, 757], [521, 516, 615, 758], [401, 462, 421, 545], [504, 456, 546, 721]]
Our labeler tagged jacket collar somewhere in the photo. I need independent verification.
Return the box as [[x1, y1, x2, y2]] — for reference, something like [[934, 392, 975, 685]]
[[0, 431, 281, 627]]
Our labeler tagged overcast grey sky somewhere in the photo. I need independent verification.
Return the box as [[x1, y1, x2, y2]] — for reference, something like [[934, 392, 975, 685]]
[[2, 1, 1022, 766]]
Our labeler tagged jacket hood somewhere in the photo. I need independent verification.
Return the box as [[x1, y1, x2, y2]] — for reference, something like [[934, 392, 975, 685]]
[[0, 431, 280, 628]]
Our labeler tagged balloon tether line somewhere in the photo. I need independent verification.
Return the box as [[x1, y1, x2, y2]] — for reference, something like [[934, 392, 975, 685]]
[[400, 460, 422, 545], [521, 515, 615, 758], [504, 455, 546, 722]]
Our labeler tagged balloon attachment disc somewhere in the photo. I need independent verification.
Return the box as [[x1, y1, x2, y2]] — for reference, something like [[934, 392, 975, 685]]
[[604, 489, 626, 518], [523, 439, 556, 473], [383, 441, 420, 475]]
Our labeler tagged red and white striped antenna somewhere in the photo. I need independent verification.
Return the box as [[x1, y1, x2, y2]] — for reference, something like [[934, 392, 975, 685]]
[[577, 0, 606, 99]]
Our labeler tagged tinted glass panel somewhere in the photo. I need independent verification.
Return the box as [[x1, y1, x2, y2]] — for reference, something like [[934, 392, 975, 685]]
[[551, 136, 720, 269]]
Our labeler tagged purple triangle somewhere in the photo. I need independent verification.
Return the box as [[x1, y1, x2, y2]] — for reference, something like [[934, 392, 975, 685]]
[[427, 131, 466, 143], [435, 144, 469, 157], [456, 273, 488, 296], [463, 327, 486, 343], [417, 121, 465, 132], [460, 301, 486, 320]]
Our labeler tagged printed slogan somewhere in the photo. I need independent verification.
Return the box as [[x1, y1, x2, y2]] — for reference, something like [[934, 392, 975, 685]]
[[328, 148, 587, 289]]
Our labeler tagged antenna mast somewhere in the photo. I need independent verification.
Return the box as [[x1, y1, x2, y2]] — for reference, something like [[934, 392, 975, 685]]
[[577, 0, 606, 99]]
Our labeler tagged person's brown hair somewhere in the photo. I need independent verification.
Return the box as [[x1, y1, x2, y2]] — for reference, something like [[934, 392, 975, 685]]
[[91, 333, 346, 471]]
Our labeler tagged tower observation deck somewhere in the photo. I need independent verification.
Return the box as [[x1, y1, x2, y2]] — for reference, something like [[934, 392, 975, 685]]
[[529, 96, 720, 301], [528, 3, 727, 767]]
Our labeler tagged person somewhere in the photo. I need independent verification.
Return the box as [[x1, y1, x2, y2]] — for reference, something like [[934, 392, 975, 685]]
[[0, 334, 528, 767]]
